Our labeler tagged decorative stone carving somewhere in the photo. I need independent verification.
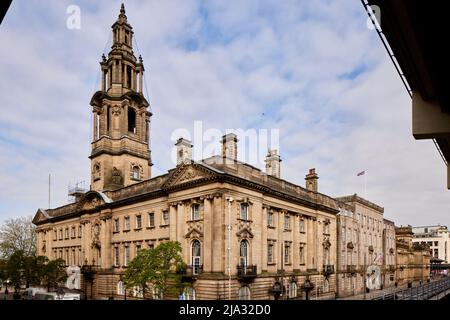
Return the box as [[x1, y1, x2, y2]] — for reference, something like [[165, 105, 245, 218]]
[[112, 105, 121, 116]]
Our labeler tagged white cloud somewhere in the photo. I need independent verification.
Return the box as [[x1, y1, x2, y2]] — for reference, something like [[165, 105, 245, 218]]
[[0, 0, 448, 228]]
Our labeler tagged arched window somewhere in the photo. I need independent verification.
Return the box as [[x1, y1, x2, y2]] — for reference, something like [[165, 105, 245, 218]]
[[117, 281, 125, 296], [289, 282, 297, 299], [191, 240, 201, 275], [239, 240, 249, 268], [128, 107, 136, 133], [323, 279, 329, 293], [238, 286, 251, 300], [132, 166, 140, 180], [182, 287, 196, 300]]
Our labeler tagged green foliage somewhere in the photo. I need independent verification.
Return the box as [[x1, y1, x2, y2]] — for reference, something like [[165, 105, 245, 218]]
[[3, 250, 67, 291], [42, 258, 68, 291], [123, 241, 186, 299], [0, 216, 36, 259]]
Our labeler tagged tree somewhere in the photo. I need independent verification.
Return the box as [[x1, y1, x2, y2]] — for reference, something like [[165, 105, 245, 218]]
[[0, 216, 36, 259], [123, 241, 186, 299], [4, 251, 47, 289], [42, 258, 67, 292]]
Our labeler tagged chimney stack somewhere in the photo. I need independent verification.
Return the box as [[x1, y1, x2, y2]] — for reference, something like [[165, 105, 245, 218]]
[[175, 138, 193, 166], [265, 149, 281, 178], [305, 168, 319, 192], [221, 133, 238, 162]]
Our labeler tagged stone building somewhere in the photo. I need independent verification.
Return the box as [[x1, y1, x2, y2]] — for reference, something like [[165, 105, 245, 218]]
[[395, 226, 431, 285], [412, 225, 450, 263], [335, 195, 396, 297], [32, 4, 340, 300]]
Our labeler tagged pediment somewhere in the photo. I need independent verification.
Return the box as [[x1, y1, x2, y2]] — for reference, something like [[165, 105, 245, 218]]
[[185, 227, 204, 239], [163, 163, 217, 190], [32, 209, 50, 224], [77, 191, 108, 211], [236, 227, 254, 239]]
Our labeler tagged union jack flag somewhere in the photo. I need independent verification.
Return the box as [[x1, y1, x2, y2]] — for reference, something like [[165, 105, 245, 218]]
[[357, 171, 365, 176]]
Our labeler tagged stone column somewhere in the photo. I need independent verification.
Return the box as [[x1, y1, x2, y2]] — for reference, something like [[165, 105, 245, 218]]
[[278, 210, 284, 271], [101, 211, 112, 268], [292, 214, 299, 267], [82, 220, 91, 265], [261, 205, 268, 271], [93, 112, 98, 140], [176, 202, 185, 244], [169, 203, 177, 241], [203, 196, 213, 273], [212, 193, 223, 272], [119, 60, 123, 86], [139, 70, 143, 93], [101, 70, 106, 92]]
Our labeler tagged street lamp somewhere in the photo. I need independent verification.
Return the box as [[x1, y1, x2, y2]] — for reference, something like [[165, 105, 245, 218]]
[[5, 279, 10, 295]]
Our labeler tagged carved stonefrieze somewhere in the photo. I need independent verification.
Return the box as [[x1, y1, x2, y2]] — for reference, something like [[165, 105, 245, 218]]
[[112, 105, 121, 116], [179, 167, 202, 183], [185, 226, 204, 239], [236, 227, 254, 239]]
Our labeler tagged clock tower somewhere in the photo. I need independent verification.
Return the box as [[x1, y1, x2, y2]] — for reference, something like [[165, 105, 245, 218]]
[[89, 4, 152, 191]]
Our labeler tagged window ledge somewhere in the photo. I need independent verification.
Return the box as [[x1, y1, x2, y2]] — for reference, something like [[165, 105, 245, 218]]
[[113, 230, 120, 234], [131, 178, 142, 182], [300, 231, 306, 234], [238, 219, 253, 223], [187, 219, 203, 223], [160, 224, 169, 228], [267, 263, 276, 266], [284, 229, 292, 232], [123, 229, 130, 233], [146, 226, 155, 230], [267, 225, 276, 229], [134, 228, 142, 231]]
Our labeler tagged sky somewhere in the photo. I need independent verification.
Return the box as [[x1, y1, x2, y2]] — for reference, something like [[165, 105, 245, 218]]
[[0, 0, 448, 227]]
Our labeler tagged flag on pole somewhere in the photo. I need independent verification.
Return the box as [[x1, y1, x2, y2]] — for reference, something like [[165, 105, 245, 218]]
[[357, 171, 365, 176]]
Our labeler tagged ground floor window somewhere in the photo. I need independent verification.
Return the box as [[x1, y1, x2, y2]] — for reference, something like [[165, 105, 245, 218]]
[[181, 287, 196, 300], [238, 286, 251, 300], [289, 282, 297, 298], [117, 281, 124, 295]]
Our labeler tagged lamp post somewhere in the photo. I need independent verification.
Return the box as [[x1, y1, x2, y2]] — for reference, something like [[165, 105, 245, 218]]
[[5, 279, 10, 295], [226, 196, 233, 300]]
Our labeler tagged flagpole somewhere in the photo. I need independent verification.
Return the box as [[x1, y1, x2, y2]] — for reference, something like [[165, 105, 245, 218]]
[[364, 171, 367, 199]]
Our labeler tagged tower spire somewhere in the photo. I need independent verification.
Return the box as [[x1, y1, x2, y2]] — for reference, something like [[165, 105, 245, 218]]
[[89, 4, 152, 192]]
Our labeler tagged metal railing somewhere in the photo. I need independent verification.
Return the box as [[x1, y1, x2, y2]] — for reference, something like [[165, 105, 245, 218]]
[[372, 277, 450, 300]]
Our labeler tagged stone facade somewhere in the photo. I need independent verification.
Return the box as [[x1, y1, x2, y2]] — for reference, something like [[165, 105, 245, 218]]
[[412, 225, 450, 263], [395, 226, 431, 285], [33, 4, 340, 300], [335, 195, 396, 297]]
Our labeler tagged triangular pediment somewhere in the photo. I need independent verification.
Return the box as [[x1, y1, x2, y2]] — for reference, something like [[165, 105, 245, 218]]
[[185, 227, 204, 239], [163, 163, 218, 190], [236, 227, 254, 239], [32, 209, 50, 224]]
